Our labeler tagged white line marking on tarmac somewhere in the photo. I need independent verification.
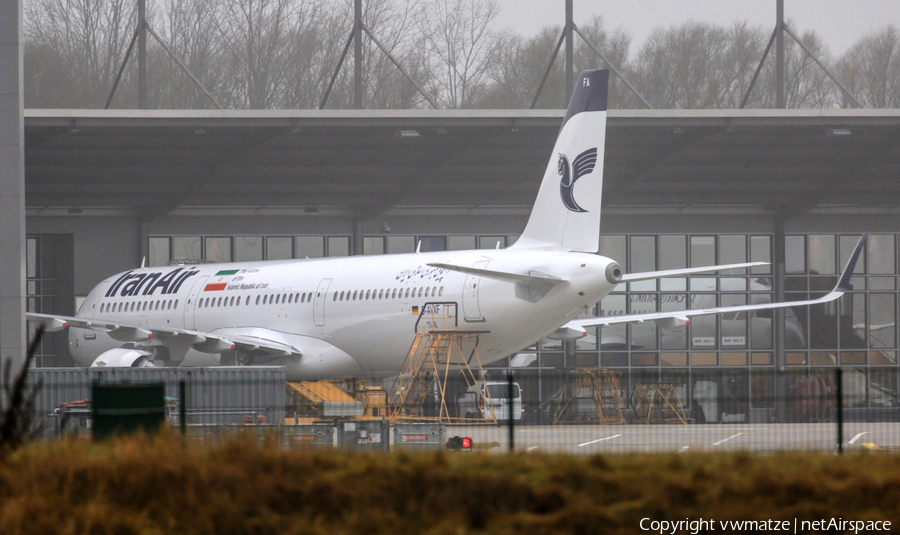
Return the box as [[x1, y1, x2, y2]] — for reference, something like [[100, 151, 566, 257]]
[[849, 432, 867, 444], [712, 433, 743, 446], [578, 434, 622, 447], [526, 446, 539, 451], [680, 446, 690, 452]]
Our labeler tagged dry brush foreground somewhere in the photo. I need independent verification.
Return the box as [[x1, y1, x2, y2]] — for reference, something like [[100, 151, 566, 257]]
[[0, 432, 898, 534]]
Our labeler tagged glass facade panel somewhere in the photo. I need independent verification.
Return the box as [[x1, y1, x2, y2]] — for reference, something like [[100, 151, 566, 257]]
[[690, 294, 716, 348], [868, 368, 898, 408], [387, 236, 416, 254], [479, 236, 505, 249], [868, 234, 895, 274], [659, 235, 686, 269], [172, 236, 201, 262], [363, 237, 384, 255], [447, 235, 475, 251], [691, 352, 717, 366], [234, 236, 262, 262], [751, 352, 772, 365], [296, 236, 324, 258], [750, 235, 771, 274], [205, 237, 232, 263], [629, 236, 655, 272], [419, 236, 446, 252], [266, 237, 293, 260], [148, 237, 170, 266], [327, 236, 350, 257], [719, 235, 746, 274], [785, 235, 805, 274], [690, 236, 715, 267], [721, 352, 747, 366], [720, 294, 747, 349], [808, 234, 836, 274], [660, 353, 687, 366], [868, 293, 895, 348]]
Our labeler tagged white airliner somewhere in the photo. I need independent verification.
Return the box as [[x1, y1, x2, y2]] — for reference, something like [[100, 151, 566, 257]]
[[28, 69, 866, 381]]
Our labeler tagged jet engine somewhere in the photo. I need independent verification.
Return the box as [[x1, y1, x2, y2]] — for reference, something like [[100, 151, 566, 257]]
[[91, 348, 156, 368]]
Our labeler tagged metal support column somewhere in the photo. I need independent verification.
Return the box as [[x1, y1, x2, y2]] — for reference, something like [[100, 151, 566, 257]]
[[564, 0, 574, 102], [353, 0, 363, 109], [774, 217, 787, 421], [138, 0, 147, 109], [0, 0, 27, 369], [775, 0, 785, 108]]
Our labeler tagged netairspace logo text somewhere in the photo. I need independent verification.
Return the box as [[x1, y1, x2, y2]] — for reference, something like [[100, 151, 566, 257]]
[[640, 517, 891, 534]]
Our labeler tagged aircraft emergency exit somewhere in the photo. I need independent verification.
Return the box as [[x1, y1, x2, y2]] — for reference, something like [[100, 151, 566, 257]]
[[28, 69, 866, 381]]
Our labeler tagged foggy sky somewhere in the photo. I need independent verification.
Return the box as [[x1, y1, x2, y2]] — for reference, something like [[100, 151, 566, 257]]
[[493, 0, 898, 56]]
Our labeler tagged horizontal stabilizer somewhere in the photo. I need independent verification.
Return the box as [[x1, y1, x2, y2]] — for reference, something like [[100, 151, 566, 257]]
[[566, 234, 866, 329], [427, 263, 567, 285], [621, 262, 768, 283]]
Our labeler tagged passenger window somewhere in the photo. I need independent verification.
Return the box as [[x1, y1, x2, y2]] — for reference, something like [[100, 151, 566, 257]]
[[263, 295, 268, 305], [425, 287, 430, 298], [366, 290, 371, 300], [439, 287, 443, 296], [256, 295, 260, 305]]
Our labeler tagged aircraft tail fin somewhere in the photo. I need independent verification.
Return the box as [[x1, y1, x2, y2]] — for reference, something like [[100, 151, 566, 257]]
[[512, 69, 608, 253]]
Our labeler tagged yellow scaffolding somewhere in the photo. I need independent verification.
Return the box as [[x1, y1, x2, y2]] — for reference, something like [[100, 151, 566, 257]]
[[631, 383, 690, 425], [552, 369, 626, 425], [389, 330, 495, 424]]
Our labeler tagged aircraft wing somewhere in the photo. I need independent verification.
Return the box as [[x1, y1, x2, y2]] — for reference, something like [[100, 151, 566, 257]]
[[564, 233, 866, 330], [26, 312, 300, 358]]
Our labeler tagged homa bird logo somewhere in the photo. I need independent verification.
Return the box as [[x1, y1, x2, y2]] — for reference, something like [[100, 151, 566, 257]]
[[558, 147, 598, 213]]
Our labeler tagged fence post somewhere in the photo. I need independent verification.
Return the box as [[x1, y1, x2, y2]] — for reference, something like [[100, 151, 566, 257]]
[[179, 380, 186, 435], [835, 367, 843, 454], [508, 373, 514, 452]]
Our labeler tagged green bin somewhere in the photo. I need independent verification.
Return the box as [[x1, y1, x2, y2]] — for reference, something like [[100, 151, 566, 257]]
[[92, 383, 166, 440]]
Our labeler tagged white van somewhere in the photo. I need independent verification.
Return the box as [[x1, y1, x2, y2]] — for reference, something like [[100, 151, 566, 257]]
[[457, 381, 523, 421]]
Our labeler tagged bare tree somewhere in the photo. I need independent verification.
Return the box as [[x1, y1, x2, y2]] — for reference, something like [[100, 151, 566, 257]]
[[214, 0, 297, 108], [631, 21, 736, 109], [417, 0, 506, 108], [838, 25, 900, 108], [481, 26, 565, 108], [150, 0, 225, 108], [24, 0, 136, 107]]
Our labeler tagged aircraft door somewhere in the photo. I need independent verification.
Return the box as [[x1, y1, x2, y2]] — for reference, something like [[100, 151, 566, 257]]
[[463, 260, 488, 322], [314, 278, 332, 327], [183, 276, 209, 330]]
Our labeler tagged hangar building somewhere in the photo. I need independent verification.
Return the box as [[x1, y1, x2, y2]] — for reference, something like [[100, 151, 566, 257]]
[[20, 107, 900, 420]]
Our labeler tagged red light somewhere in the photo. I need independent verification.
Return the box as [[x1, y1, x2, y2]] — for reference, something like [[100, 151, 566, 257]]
[[462, 436, 472, 449]]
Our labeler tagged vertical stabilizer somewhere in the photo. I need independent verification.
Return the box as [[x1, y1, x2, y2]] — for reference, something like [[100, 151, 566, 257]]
[[513, 69, 608, 253]]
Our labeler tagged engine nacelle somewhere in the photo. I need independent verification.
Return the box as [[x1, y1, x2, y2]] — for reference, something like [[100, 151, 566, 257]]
[[91, 348, 156, 368]]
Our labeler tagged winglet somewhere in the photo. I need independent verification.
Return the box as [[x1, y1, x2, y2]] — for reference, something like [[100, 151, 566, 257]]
[[835, 233, 866, 293]]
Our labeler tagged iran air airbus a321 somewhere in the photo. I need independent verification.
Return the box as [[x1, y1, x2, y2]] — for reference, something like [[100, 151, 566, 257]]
[[28, 70, 866, 381]]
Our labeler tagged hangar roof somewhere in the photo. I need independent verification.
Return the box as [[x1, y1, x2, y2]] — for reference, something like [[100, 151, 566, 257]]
[[24, 108, 900, 219]]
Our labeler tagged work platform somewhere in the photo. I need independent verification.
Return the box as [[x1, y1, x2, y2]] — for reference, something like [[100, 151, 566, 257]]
[[390, 303, 496, 424]]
